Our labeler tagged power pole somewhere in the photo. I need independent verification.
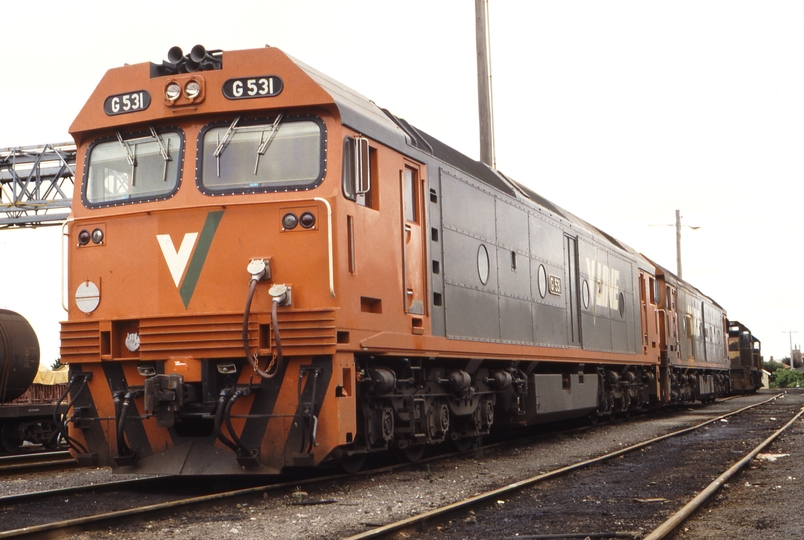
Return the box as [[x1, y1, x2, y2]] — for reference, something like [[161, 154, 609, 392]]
[[784, 330, 798, 367], [675, 210, 682, 280], [650, 210, 699, 280], [475, 0, 495, 168]]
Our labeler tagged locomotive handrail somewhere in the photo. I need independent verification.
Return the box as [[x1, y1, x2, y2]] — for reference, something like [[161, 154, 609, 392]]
[[313, 196, 335, 298], [60, 218, 73, 312]]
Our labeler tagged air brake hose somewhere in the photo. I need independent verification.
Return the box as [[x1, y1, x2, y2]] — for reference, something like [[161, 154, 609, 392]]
[[242, 277, 284, 379], [270, 296, 284, 373], [116, 392, 134, 457], [214, 390, 239, 452], [53, 375, 89, 454], [224, 390, 255, 457]]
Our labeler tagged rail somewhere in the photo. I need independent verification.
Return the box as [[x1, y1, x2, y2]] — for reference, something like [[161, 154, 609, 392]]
[[343, 394, 786, 539], [0, 450, 76, 477], [644, 402, 804, 539], [0, 395, 786, 538]]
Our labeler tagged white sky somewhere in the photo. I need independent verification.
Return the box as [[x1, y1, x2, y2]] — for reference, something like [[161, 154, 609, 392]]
[[1, 0, 801, 363]]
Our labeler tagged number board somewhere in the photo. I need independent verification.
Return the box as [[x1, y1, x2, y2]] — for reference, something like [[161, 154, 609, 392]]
[[103, 91, 151, 116], [548, 274, 562, 296], [223, 76, 284, 100]]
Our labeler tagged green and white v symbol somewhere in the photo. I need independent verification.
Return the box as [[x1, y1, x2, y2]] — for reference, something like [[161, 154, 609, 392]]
[[156, 211, 224, 309]]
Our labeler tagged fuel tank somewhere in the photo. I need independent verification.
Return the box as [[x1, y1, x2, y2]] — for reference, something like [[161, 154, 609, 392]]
[[0, 309, 40, 402]]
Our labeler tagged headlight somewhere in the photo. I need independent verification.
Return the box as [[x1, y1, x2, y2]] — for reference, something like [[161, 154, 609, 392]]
[[282, 213, 298, 230], [185, 80, 201, 99], [165, 82, 181, 101], [91, 228, 104, 244]]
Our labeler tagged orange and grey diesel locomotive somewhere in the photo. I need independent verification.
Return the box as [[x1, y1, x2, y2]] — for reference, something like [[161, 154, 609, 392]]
[[58, 45, 759, 475]]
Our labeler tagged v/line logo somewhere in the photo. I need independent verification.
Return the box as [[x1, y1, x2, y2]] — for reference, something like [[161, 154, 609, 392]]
[[157, 233, 198, 287], [156, 211, 224, 309]]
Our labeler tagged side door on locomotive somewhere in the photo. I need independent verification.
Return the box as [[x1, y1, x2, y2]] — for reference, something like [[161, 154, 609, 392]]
[[341, 133, 429, 336]]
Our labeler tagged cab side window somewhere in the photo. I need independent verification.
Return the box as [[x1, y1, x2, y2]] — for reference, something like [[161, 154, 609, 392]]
[[403, 166, 418, 223]]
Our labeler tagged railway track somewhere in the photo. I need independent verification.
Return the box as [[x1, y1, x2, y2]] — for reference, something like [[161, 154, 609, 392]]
[[0, 454, 441, 537], [0, 393, 788, 538], [0, 421, 604, 537], [0, 476, 283, 538], [0, 400, 619, 537], [344, 392, 803, 539], [0, 450, 76, 477]]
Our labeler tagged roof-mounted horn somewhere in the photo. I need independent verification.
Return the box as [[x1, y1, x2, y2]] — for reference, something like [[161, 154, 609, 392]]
[[152, 45, 223, 77]]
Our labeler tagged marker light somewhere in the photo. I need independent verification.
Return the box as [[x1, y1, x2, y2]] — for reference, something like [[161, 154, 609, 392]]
[[91, 228, 104, 244], [282, 213, 298, 230], [165, 83, 181, 101], [185, 80, 201, 99], [78, 230, 91, 246], [300, 212, 316, 229]]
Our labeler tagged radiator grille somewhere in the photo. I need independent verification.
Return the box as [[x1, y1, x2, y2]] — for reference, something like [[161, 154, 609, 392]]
[[60, 321, 101, 363], [60, 309, 337, 362]]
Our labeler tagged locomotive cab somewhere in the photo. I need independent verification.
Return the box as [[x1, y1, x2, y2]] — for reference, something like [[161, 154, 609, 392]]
[[727, 321, 762, 393], [61, 45, 440, 474]]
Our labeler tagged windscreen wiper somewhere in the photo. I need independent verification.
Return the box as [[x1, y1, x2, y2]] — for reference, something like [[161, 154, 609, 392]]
[[116, 128, 173, 185], [116, 131, 137, 185], [214, 116, 241, 177], [254, 113, 284, 175], [149, 126, 172, 182]]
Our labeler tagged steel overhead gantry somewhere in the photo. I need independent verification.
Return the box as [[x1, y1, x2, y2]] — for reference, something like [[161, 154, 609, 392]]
[[0, 143, 76, 228]]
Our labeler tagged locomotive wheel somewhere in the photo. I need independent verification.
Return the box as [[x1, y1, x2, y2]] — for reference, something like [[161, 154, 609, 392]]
[[398, 444, 426, 463], [482, 398, 494, 427], [428, 402, 450, 439], [340, 452, 367, 474], [452, 436, 476, 453], [381, 407, 394, 441], [603, 391, 616, 421], [439, 404, 450, 433]]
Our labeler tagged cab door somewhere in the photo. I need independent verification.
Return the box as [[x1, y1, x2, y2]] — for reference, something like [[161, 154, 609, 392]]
[[401, 164, 426, 318], [564, 235, 581, 346]]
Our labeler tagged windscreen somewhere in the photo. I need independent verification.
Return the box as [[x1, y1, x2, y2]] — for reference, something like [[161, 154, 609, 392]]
[[198, 116, 325, 194], [84, 128, 183, 206]]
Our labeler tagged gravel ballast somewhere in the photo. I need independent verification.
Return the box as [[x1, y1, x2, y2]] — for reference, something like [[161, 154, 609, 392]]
[[1, 390, 799, 539]]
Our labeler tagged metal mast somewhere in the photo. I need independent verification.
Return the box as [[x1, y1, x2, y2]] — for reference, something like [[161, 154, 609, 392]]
[[475, 0, 496, 169], [673, 210, 700, 280], [675, 209, 682, 279]]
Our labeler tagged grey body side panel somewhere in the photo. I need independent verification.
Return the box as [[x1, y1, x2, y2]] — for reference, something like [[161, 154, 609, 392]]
[[436, 166, 642, 355], [530, 214, 569, 346]]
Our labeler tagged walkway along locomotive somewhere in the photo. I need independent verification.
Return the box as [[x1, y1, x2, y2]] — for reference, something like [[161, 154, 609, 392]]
[[58, 45, 762, 475]]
